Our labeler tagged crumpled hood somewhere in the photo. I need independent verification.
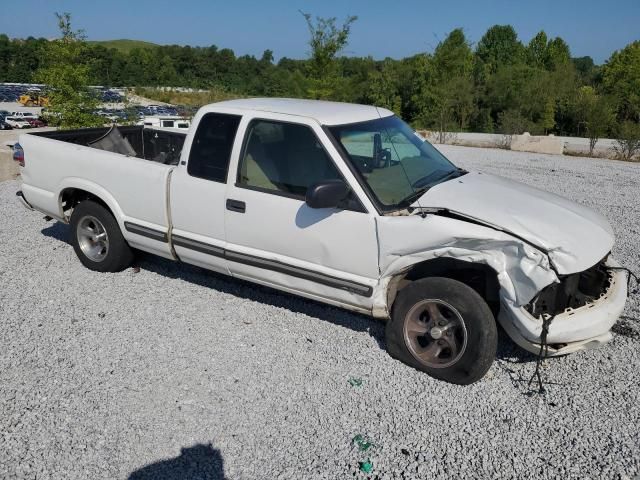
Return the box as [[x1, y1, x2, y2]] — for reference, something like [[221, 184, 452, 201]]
[[414, 172, 614, 274]]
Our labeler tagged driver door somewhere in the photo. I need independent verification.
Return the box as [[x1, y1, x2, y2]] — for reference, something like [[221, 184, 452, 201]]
[[224, 114, 379, 311]]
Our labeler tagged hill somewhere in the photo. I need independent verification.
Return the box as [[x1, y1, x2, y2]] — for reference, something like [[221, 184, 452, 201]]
[[88, 39, 159, 53]]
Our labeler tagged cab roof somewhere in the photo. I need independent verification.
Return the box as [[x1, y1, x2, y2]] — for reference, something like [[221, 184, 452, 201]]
[[210, 98, 394, 126]]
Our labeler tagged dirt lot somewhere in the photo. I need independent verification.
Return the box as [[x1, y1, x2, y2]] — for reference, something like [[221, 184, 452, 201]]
[[1, 145, 639, 479]]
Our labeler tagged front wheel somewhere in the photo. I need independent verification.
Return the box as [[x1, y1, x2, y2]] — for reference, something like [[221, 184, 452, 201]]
[[70, 200, 134, 272], [386, 277, 497, 385]]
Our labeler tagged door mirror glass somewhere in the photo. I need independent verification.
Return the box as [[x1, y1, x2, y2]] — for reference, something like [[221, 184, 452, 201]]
[[305, 179, 349, 209]]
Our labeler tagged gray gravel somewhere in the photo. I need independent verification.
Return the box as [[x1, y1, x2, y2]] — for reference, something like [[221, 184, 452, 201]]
[[1, 145, 639, 479]]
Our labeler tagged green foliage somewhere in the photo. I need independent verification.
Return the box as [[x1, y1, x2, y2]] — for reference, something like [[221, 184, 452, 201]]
[[498, 109, 532, 135], [367, 60, 401, 114], [602, 41, 640, 122], [475, 25, 525, 79], [613, 121, 640, 161], [572, 56, 599, 86], [299, 11, 357, 99], [88, 39, 159, 53], [134, 86, 241, 107], [35, 13, 103, 129], [527, 31, 548, 68], [574, 86, 614, 155], [413, 29, 474, 137], [541, 99, 556, 133]]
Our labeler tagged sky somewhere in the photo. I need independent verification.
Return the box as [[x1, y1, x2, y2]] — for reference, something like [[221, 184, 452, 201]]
[[1, 0, 638, 64]]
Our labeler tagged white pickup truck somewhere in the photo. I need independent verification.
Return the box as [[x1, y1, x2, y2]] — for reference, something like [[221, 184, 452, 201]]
[[15, 98, 628, 384]]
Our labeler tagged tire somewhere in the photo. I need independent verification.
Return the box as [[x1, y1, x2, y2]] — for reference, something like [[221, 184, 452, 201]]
[[386, 277, 497, 385], [69, 200, 134, 272]]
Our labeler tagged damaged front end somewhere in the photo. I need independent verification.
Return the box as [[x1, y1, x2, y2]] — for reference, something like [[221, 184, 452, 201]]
[[374, 209, 628, 358], [526, 260, 611, 318], [499, 257, 628, 356]]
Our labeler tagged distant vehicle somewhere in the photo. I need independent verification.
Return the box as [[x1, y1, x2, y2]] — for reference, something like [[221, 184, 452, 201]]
[[138, 116, 190, 130], [26, 118, 46, 128], [0, 109, 11, 118], [14, 98, 629, 385], [11, 111, 38, 119], [11, 111, 45, 127], [5, 116, 31, 129], [0, 119, 12, 130], [19, 91, 50, 107]]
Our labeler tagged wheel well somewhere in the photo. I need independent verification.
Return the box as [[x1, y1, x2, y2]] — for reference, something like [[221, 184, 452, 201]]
[[388, 258, 501, 317], [60, 188, 111, 219]]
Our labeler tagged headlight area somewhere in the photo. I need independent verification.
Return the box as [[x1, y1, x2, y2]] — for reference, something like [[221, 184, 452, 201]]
[[497, 257, 628, 356], [525, 260, 611, 318]]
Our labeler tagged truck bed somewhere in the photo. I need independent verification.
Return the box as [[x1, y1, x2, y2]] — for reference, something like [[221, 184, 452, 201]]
[[20, 125, 185, 233], [31, 125, 186, 165]]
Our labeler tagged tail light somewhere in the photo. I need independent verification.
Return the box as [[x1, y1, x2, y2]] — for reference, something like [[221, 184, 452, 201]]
[[13, 143, 24, 167]]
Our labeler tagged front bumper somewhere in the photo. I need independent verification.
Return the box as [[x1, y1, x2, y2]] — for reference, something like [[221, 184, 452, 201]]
[[498, 265, 628, 357]]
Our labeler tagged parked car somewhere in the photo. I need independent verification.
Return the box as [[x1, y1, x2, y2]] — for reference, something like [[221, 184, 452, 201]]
[[5, 116, 31, 129], [14, 98, 628, 384], [11, 111, 39, 120], [0, 119, 12, 130], [25, 117, 46, 128]]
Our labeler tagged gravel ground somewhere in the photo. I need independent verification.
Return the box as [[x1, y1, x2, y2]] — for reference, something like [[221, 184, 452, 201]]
[[1, 145, 639, 479]]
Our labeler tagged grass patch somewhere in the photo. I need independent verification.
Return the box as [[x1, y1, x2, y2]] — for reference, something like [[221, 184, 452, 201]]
[[89, 39, 159, 53], [134, 87, 243, 107]]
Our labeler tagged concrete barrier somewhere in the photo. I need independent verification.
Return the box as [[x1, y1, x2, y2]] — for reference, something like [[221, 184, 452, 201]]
[[510, 132, 564, 155], [416, 130, 618, 157]]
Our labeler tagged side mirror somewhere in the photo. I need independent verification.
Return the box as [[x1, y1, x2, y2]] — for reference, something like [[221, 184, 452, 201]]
[[305, 179, 350, 209]]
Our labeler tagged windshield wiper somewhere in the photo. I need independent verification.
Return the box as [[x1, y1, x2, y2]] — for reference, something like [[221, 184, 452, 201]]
[[435, 167, 467, 184], [401, 168, 467, 206], [398, 186, 431, 207], [412, 167, 466, 190]]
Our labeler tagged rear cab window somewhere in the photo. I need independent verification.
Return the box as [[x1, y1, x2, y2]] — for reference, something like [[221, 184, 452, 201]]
[[188, 113, 242, 182]]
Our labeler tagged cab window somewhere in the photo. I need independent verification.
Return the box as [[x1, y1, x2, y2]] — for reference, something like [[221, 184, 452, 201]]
[[188, 113, 241, 182], [238, 120, 342, 197]]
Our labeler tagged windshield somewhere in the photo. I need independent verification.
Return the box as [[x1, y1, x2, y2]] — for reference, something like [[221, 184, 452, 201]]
[[329, 116, 461, 211]]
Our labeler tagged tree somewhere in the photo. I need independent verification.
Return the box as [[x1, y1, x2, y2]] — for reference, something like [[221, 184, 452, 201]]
[[613, 121, 640, 161], [545, 37, 571, 70], [541, 98, 556, 133], [497, 109, 531, 148], [527, 31, 548, 68], [602, 41, 640, 122], [300, 11, 357, 99], [475, 25, 525, 78], [574, 86, 614, 155], [414, 29, 474, 138], [36, 13, 102, 129], [527, 32, 570, 71], [367, 60, 401, 114]]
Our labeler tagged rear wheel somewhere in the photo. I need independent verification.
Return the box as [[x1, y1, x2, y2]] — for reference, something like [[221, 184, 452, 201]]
[[386, 277, 497, 385], [70, 200, 134, 272]]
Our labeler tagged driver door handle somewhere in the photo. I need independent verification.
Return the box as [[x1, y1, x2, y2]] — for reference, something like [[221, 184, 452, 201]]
[[226, 199, 246, 213]]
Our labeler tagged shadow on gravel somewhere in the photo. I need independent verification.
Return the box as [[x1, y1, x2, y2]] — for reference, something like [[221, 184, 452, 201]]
[[611, 315, 640, 339], [128, 443, 226, 480], [495, 328, 569, 395], [495, 327, 538, 364], [41, 221, 386, 349], [42, 221, 69, 243]]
